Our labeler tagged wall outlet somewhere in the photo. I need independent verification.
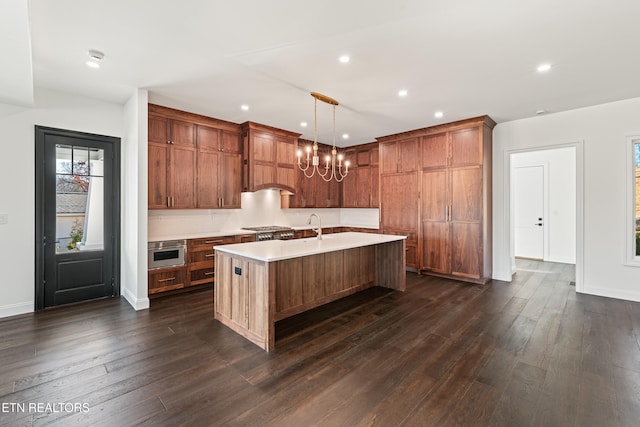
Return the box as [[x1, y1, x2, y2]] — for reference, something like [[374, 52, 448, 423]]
[[234, 266, 242, 275], [0, 214, 7, 225]]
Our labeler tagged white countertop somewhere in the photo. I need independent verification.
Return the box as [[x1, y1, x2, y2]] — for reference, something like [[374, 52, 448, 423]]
[[148, 229, 255, 242], [214, 232, 405, 262]]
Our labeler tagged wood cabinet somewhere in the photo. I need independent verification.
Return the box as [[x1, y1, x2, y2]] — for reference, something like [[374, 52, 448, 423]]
[[341, 144, 379, 208], [148, 104, 243, 210], [242, 122, 300, 193], [187, 234, 254, 287], [377, 115, 494, 278], [148, 266, 187, 295], [419, 120, 494, 283], [196, 125, 242, 209], [290, 140, 341, 208], [148, 113, 197, 209]]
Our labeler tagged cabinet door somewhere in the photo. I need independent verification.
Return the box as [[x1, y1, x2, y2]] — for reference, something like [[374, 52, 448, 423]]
[[315, 176, 330, 207], [148, 144, 168, 208], [221, 130, 242, 153], [421, 133, 448, 169], [450, 127, 482, 167], [380, 142, 398, 174], [197, 150, 220, 208], [253, 133, 275, 162], [327, 177, 341, 208], [220, 152, 242, 208], [451, 222, 481, 279], [398, 138, 419, 172], [370, 165, 379, 208], [356, 166, 372, 207], [451, 167, 482, 222], [196, 125, 219, 151], [380, 173, 418, 230], [170, 120, 196, 147], [148, 115, 169, 144], [341, 168, 358, 207], [169, 145, 196, 208], [421, 170, 450, 274]]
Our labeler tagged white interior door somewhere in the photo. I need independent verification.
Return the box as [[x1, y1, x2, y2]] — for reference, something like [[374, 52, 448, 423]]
[[514, 165, 544, 259]]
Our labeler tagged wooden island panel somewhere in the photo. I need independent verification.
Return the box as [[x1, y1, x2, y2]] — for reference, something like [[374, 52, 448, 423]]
[[214, 234, 406, 351]]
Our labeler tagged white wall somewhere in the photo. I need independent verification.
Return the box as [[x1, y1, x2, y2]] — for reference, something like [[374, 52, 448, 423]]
[[0, 88, 123, 318], [493, 97, 640, 302], [511, 147, 576, 264], [122, 89, 149, 310], [148, 189, 379, 240]]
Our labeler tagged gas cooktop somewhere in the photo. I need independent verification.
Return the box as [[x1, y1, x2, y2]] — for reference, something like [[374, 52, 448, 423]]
[[242, 226, 295, 241]]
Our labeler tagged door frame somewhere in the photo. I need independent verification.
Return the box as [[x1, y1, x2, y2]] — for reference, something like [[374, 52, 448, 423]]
[[503, 141, 584, 292], [35, 126, 121, 311]]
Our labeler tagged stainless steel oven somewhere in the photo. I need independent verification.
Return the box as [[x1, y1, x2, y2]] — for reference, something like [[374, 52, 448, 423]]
[[148, 239, 186, 269]]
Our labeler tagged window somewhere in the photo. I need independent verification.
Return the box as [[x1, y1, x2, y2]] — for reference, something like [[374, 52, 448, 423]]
[[629, 136, 640, 265]]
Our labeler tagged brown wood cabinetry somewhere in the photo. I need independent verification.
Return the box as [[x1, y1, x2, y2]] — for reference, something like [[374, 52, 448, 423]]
[[419, 120, 494, 283], [148, 266, 187, 295], [187, 234, 254, 287], [148, 104, 243, 210], [196, 125, 242, 209], [242, 122, 300, 193], [377, 115, 494, 279], [148, 113, 197, 209], [341, 143, 379, 208]]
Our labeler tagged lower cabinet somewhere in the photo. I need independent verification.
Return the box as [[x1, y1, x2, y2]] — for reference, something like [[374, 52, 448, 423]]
[[148, 266, 187, 295]]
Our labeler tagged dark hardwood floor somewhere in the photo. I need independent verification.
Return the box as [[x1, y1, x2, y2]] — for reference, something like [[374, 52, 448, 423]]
[[1, 260, 640, 426]]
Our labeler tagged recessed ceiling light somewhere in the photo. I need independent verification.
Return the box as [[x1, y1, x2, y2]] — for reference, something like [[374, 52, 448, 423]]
[[85, 61, 100, 69], [535, 109, 547, 115], [88, 49, 105, 61], [537, 63, 552, 73], [241, 105, 249, 111], [339, 55, 350, 63], [342, 133, 349, 140], [398, 89, 408, 97], [300, 121, 307, 127], [434, 111, 444, 118]]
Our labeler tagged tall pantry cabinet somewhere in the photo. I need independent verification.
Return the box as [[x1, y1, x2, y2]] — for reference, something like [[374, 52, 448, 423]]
[[377, 115, 495, 283]]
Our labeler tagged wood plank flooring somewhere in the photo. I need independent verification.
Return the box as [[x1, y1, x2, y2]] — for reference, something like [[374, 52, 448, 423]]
[[1, 260, 640, 426]]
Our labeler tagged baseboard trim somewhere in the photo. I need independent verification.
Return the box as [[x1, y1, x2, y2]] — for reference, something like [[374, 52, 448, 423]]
[[580, 285, 640, 303], [0, 301, 33, 319], [122, 288, 150, 311]]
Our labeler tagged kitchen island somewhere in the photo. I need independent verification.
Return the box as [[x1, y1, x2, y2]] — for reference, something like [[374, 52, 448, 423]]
[[214, 232, 406, 351]]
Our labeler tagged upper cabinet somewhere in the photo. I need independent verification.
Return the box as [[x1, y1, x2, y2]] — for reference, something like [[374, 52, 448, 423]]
[[290, 140, 341, 208], [148, 104, 242, 210], [379, 137, 419, 174], [148, 113, 197, 209], [341, 143, 379, 208], [241, 122, 300, 193]]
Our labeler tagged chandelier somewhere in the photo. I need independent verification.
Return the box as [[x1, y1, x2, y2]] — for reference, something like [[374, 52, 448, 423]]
[[297, 92, 349, 182]]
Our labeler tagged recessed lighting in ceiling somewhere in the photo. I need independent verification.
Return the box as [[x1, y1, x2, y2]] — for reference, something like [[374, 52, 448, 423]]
[[300, 121, 307, 127], [537, 63, 552, 73], [342, 133, 349, 140], [241, 105, 249, 111], [339, 55, 350, 63], [434, 111, 444, 118], [536, 109, 547, 115], [86, 49, 104, 69], [398, 89, 408, 97]]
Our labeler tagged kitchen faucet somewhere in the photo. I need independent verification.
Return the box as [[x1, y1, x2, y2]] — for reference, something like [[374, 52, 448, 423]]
[[307, 213, 322, 240]]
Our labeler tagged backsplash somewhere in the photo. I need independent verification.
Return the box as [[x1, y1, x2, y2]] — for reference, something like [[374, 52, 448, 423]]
[[148, 189, 379, 240]]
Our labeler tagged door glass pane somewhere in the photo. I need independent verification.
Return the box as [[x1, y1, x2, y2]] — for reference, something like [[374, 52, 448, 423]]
[[56, 144, 104, 253], [635, 141, 640, 256]]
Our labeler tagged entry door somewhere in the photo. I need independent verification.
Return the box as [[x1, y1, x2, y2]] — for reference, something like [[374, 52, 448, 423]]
[[514, 165, 544, 259], [36, 126, 120, 309]]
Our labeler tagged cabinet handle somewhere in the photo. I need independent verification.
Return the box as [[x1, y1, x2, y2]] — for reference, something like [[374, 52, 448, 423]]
[[205, 253, 215, 258], [204, 271, 214, 276], [445, 205, 449, 221], [171, 197, 175, 207], [167, 196, 171, 208], [158, 277, 176, 283], [205, 240, 224, 244]]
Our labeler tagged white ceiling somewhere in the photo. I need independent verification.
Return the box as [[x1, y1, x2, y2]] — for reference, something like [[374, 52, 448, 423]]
[[4, 0, 640, 145]]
